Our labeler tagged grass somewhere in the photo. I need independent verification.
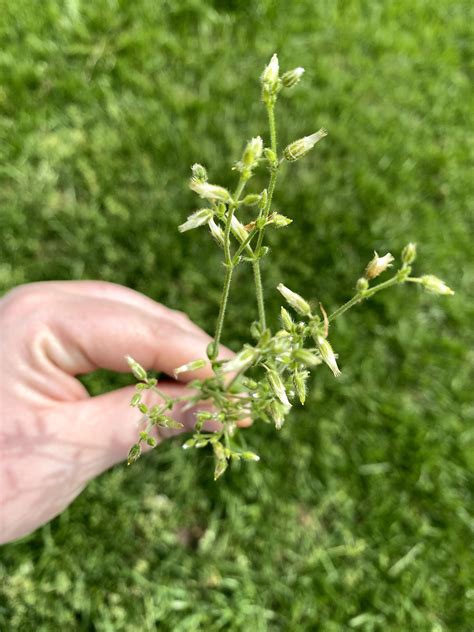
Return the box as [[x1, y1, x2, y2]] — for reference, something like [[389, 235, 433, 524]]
[[1, 0, 473, 629]]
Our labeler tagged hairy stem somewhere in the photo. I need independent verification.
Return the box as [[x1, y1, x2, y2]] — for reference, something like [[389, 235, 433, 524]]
[[212, 176, 248, 357], [253, 100, 279, 330], [329, 275, 403, 322]]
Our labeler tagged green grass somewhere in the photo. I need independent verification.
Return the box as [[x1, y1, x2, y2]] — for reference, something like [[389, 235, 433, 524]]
[[1, 1, 473, 629]]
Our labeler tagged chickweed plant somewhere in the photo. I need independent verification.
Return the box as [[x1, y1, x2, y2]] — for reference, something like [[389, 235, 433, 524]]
[[126, 55, 454, 479]]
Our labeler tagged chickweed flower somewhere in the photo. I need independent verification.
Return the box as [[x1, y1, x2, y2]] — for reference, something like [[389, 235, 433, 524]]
[[284, 129, 327, 162], [178, 209, 213, 233], [365, 252, 395, 280], [420, 275, 455, 296], [277, 283, 312, 317], [189, 180, 231, 202], [281, 67, 305, 88]]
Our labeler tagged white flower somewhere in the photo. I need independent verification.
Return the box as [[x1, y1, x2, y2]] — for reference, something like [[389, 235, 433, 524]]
[[365, 252, 395, 280], [189, 180, 231, 202], [208, 217, 225, 246], [178, 209, 213, 233], [230, 215, 249, 243]]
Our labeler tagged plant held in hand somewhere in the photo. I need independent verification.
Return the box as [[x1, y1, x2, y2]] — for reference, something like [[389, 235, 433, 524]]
[[126, 55, 454, 479]]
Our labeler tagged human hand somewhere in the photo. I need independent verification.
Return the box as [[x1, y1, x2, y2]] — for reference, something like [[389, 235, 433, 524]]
[[0, 281, 234, 544]]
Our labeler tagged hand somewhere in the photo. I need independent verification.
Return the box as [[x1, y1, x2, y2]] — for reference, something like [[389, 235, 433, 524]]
[[0, 281, 233, 544]]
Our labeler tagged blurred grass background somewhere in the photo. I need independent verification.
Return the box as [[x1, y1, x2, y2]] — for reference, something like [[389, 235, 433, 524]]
[[1, 0, 473, 630]]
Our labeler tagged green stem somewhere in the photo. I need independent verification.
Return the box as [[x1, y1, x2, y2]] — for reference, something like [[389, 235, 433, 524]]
[[253, 261, 266, 329], [212, 176, 248, 357], [232, 226, 259, 264], [253, 101, 279, 330], [329, 275, 403, 322]]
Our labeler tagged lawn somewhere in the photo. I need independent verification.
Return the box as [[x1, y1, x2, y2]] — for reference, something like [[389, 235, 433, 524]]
[[0, 1, 473, 630]]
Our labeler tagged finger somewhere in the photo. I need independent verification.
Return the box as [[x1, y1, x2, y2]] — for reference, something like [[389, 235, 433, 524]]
[[27, 280, 201, 336], [41, 293, 232, 382]]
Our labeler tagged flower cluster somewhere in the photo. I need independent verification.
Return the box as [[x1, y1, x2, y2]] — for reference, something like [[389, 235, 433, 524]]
[[126, 55, 454, 479]]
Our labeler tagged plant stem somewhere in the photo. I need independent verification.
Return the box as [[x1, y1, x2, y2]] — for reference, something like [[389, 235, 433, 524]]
[[253, 100, 279, 330], [212, 176, 248, 357], [329, 275, 403, 322]]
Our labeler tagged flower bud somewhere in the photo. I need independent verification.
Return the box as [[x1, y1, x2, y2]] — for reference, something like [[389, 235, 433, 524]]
[[420, 275, 454, 296], [281, 67, 305, 88], [189, 180, 231, 202], [126, 355, 148, 381], [208, 217, 225, 247], [191, 163, 208, 184], [182, 438, 197, 450], [261, 53, 279, 88], [178, 209, 214, 233], [130, 393, 141, 407], [271, 213, 292, 228], [266, 367, 291, 407], [293, 349, 321, 367], [356, 277, 369, 292], [280, 306, 294, 331], [314, 334, 341, 377], [241, 451, 260, 462], [401, 242, 417, 265], [277, 283, 312, 317], [174, 358, 207, 376], [293, 369, 309, 405], [284, 128, 327, 162], [242, 136, 263, 169], [241, 193, 261, 206], [365, 252, 394, 280], [127, 443, 141, 466], [269, 400, 289, 430]]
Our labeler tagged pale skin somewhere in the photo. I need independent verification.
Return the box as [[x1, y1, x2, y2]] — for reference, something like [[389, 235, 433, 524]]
[[0, 281, 242, 545]]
